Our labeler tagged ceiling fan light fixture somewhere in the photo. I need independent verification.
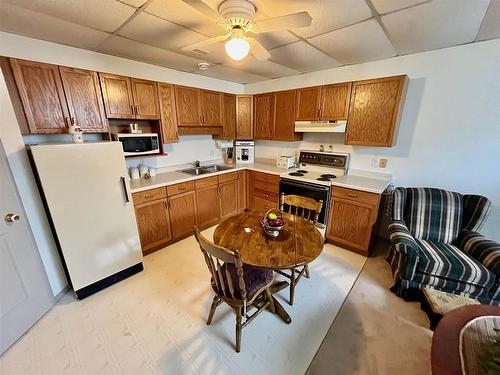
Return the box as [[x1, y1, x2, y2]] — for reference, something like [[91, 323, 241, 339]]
[[224, 27, 250, 61]]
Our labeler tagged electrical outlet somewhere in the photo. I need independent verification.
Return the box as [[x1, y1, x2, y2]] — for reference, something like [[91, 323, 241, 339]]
[[378, 158, 388, 168]]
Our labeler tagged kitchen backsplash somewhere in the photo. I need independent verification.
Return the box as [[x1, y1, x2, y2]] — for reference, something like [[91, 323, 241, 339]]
[[126, 135, 223, 171]]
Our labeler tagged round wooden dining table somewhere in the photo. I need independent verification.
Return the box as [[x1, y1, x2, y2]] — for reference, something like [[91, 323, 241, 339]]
[[213, 209, 324, 323]]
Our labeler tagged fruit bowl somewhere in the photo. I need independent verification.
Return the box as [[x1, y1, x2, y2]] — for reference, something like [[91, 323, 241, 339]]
[[260, 209, 287, 237]]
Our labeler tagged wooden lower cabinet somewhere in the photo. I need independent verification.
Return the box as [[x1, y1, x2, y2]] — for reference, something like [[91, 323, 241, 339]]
[[168, 190, 198, 240], [326, 187, 381, 255], [134, 198, 172, 255], [237, 170, 247, 212], [219, 177, 238, 220], [195, 177, 220, 229], [248, 171, 279, 211]]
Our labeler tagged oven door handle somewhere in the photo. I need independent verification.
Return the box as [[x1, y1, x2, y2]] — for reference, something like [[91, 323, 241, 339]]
[[280, 179, 331, 193]]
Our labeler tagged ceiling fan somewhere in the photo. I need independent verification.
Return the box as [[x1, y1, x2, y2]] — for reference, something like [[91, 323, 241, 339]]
[[180, 0, 312, 61]]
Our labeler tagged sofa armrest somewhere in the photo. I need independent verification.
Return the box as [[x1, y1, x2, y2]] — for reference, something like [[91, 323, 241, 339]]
[[389, 221, 423, 257], [458, 230, 500, 277]]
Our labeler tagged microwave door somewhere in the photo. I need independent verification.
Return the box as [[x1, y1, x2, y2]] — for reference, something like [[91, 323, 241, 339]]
[[122, 137, 151, 153]]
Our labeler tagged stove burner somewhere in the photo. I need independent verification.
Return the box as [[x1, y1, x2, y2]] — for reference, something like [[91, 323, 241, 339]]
[[316, 177, 331, 181], [289, 172, 304, 176], [296, 170, 308, 173], [320, 174, 337, 179]]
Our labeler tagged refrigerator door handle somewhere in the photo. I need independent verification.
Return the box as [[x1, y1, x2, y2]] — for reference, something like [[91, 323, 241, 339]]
[[120, 176, 131, 203]]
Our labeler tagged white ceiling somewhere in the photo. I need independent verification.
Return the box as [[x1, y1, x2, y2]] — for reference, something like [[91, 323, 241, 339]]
[[0, 0, 499, 84]]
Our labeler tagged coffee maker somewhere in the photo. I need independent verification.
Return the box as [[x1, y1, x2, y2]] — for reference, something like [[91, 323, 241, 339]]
[[235, 141, 255, 164]]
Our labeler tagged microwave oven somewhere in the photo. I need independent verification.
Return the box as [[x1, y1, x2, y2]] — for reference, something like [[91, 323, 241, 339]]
[[112, 133, 160, 156]]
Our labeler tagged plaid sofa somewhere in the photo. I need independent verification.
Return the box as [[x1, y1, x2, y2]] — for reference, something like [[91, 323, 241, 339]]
[[386, 187, 500, 305]]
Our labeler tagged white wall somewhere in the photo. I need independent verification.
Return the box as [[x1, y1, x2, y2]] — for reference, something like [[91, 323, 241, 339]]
[[0, 32, 244, 296], [247, 40, 500, 241]]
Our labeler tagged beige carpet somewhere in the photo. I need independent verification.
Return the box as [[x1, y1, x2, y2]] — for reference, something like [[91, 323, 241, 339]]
[[307, 240, 433, 375], [0, 227, 366, 375]]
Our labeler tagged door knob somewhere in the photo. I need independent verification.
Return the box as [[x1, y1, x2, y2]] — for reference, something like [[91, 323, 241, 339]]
[[4, 213, 20, 223]]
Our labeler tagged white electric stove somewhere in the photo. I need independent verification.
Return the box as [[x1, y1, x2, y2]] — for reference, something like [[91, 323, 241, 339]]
[[279, 150, 350, 225]]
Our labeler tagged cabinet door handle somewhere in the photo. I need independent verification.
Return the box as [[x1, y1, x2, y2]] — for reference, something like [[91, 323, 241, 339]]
[[131, 105, 135, 115], [135, 105, 139, 115], [144, 195, 154, 199]]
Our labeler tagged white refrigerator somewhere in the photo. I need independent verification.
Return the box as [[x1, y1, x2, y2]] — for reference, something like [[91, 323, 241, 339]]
[[29, 142, 143, 299]]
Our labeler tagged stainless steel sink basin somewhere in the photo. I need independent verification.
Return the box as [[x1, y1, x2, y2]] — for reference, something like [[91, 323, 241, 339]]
[[180, 164, 233, 175]]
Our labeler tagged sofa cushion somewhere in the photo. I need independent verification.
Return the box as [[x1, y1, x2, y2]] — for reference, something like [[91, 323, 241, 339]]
[[405, 188, 463, 243], [211, 263, 273, 300], [415, 239, 496, 289]]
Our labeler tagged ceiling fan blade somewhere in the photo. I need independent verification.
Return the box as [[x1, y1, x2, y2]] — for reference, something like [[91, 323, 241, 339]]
[[181, 0, 225, 22], [254, 11, 312, 33], [181, 34, 229, 52], [248, 38, 271, 61]]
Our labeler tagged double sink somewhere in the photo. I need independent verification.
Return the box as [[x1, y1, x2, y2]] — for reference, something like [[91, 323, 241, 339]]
[[180, 164, 233, 176]]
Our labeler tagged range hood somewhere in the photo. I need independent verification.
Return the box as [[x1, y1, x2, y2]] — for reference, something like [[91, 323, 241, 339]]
[[295, 120, 347, 133]]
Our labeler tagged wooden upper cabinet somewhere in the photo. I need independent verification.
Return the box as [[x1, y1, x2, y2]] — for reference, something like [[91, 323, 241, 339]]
[[254, 93, 274, 140], [10, 59, 69, 133], [99, 73, 134, 119], [130, 78, 160, 120], [236, 95, 253, 140], [274, 90, 299, 141], [346, 75, 408, 147], [200, 90, 222, 126], [59, 66, 108, 133], [320, 82, 351, 120], [158, 83, 179, 143], [222, 94, 236, 139], [296, 86, 321, 121], [175, 85, 201, 126]]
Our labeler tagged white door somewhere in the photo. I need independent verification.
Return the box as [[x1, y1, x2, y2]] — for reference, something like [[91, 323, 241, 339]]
[[0, 140, 54, 354]]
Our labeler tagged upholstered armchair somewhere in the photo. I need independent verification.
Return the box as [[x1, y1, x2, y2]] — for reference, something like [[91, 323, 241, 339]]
[[386, 187, 500, 305]]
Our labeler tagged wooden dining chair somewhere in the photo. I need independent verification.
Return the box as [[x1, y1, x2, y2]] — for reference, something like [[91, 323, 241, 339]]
[[194, 228, 275, 353], [278, 193, 324, 305]]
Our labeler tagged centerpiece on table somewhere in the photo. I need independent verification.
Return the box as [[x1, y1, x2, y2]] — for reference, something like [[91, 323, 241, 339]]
[[260, 209, 287, 238]]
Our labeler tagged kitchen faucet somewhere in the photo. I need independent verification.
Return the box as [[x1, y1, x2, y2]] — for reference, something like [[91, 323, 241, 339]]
[[193, 160, 201, 168]]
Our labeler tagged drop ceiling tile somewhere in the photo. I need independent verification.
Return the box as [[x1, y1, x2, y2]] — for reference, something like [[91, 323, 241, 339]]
[[118, 12, 207, 52], [98, 35, 200, 72], [145, 0, 224, 37], [476, 0, 500, 41], [371, 0, 429, 15], [268, 41, 341, 73], [382, 0, 490, 54], [4, 0, 135, 33], [197, 64, 267, 84], [0, 3, 111, 50], [252, 31, 299, 50], [223, 57, 300, 79], [251, 0, 372, 38], [308, 19, 396, 65]]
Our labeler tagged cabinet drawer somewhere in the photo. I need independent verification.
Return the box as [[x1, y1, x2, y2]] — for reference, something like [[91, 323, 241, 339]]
[[218, 171, 238, 183], [132, 187, 167, 205], [253, 196, 278, 211], [167, 181, 195, 196], [251, 171, 280, 185], [333, 186, 380, 205], [254, 189, 278, 203], [195, 176, 218, 189], [252, 179, 279, 194]]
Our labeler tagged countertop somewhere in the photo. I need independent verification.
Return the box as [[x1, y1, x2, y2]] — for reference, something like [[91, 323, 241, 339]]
[[129, 162, 285, 193], [331, 169, 392, 194], [130, 163, 392, 195]]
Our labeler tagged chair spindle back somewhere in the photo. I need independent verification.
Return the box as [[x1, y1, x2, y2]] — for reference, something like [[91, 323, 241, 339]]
[[194, 229, 247, 302], [280, 193, 323, 224]]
